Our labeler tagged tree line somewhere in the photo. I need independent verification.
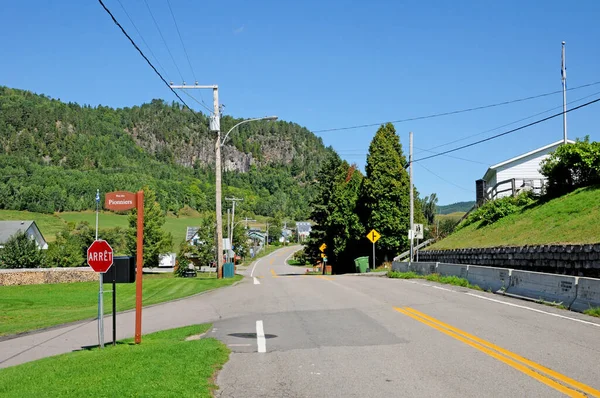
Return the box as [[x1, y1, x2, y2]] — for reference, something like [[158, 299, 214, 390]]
[[305, 123, 434, 272]]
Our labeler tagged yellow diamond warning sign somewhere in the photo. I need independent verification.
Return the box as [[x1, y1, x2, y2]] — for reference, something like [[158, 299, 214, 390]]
[[366, 229, 381, 244]]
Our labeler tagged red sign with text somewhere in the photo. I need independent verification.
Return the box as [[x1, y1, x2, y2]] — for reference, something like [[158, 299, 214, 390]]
[[87, 240, 114, 273]]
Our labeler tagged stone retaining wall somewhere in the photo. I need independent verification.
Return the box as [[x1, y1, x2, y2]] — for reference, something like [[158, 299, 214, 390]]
[[419, 244, 600, 278], [0, 267, 97, 286]]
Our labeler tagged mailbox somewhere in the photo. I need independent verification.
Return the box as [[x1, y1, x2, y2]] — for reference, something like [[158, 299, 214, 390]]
[[103, 256, 136, 284]]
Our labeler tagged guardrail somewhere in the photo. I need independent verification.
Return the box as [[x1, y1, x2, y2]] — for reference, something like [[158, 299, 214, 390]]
[[391, 261, 600, 313], [393, 239, 435, 261]]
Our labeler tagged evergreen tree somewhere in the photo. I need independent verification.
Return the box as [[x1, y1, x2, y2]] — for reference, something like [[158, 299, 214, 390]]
[[126, 186, 173, 268], [305, 150, 342, 262], [360, 123, 411, 263], [0, 231, 44, 269]]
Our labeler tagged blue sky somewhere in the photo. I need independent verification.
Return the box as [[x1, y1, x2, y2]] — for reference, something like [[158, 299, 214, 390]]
[[1, 0, 599, 205]]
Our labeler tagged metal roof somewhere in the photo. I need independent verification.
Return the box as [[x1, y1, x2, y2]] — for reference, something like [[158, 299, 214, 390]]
[[186, 227, 199, 241], [482, 140, 575, 181], [0, 221, 35, 243], [296, 222, 312, 233]]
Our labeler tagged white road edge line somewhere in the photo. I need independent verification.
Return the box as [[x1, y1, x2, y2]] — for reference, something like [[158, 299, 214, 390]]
[[253, 277, 260, 285], [256, 320, 266, 353], [283, 250, 296, 265], [431, 285, 455, 292], [250, 258, 262, 277], [465, 292, 600, 328]]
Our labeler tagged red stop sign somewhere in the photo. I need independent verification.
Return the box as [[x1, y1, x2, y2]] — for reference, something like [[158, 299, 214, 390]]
[[87, 240, 114, 273]]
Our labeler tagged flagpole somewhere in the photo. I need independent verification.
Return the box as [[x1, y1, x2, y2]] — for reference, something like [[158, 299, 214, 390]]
[[562, 41, 568, 145]]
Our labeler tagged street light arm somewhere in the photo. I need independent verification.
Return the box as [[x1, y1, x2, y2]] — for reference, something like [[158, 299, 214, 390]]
[[220, 116, 278, 147]]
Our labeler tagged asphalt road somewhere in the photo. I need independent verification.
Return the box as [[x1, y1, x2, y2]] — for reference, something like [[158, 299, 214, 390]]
[[215, 245, 600, 398], [2, 245, 600, 398]]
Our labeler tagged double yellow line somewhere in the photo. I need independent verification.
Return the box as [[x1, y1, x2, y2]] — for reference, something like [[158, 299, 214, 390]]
[[395, 307, 600, 398]]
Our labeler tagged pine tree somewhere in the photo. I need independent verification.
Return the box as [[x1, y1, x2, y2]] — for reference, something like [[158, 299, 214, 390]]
[[360, 123, 411, 263]]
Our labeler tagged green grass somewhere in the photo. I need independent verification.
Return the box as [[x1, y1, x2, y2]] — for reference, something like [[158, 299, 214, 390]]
[[429, 186, 600, 250], [0, 324, 229, 397], [0, 273, 242, 336], [435, 212, 465, 222], [584, 307, 600, 317], [287, 259, 310, 266], [0, 210, 67, 243], [388, 271, 482, 290]]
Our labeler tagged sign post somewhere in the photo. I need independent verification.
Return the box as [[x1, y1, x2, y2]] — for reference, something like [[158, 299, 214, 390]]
[[414, 224, 423, 262], [87, 239, 114, 348], [105, 190, 143, 344], [366, 229, 381, 270]]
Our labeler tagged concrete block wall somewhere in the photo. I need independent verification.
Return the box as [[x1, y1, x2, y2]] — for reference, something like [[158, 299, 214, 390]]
[[390, 261, 600, 313], [418, 244, 600, 278]]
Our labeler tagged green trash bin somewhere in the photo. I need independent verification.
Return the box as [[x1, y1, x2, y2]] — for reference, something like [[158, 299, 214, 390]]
[[223, 262, 235, 278], [354, 256, 370, 273]]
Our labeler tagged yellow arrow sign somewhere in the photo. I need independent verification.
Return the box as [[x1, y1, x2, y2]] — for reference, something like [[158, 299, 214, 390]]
[[319, 243, 327, 252], [366, 229, 381, 244]]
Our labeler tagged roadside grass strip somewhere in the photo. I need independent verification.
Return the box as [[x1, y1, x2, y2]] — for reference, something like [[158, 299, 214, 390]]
[[0, 273, 242, 336], [387, 271, 482, 291], [584, 307, 600, 317], [0, 324, 229, 397], [395, 307, 600, 398]]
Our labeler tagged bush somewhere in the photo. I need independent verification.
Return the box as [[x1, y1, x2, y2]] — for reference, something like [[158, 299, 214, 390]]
[[540, 137, 600, 197], [459, 192, 535, 229], [0, 231, 45, 269]]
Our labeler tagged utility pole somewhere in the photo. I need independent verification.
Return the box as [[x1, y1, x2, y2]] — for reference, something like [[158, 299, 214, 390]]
[[409, 131, 414, 263], [561, 41, 568, 144], [226, 208, 230, 263], [171, 83, 222, 277], [225, 197, 243, 246], [265, 222, 269, 246]]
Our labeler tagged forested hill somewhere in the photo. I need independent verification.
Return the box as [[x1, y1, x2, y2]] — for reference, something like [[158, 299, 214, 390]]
[[0, 86, 331, 218]]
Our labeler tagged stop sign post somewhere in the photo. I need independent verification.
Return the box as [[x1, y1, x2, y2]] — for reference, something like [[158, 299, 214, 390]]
[[87, 240, 114, 273], [88, 239, 113, 348]]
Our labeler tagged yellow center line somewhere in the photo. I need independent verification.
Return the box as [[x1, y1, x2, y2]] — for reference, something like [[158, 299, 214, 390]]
[[317, 275, 334, 281], [394, 307, 595, 398], [402, 307, 600, 398], [270, 269, 278, 278], [269, 259, 274, 265]]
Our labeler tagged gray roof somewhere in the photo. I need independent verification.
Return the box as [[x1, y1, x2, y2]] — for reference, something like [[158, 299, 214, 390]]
[[186, 227, 200, 241], [0, 221, 35, 243], [296, 222, 312, 233]]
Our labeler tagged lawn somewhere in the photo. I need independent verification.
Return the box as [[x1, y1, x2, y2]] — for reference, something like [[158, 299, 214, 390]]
[[428, 186, 600, 250], [0, 324, 229, 397], [0, 273, 242, 336], [0, 210, 66, 243]]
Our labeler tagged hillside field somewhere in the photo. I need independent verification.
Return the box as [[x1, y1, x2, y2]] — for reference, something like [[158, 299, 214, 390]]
[[0, 210, 270, 249], [428, 186, 600, 250]]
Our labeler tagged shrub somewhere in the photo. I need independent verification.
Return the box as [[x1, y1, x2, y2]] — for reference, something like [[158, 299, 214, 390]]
[[0, 231, 45, 269], [540, 137, 600, 197], [458, 191, 536, 229]]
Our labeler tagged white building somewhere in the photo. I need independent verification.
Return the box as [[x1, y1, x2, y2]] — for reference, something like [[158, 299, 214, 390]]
[[0, 221, 48, 249], [478, 140, 574, 203]]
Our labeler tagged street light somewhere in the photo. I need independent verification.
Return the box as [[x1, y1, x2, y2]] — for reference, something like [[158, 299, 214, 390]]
[[215, 116, 277, 278], [221, 116, 278, 147]]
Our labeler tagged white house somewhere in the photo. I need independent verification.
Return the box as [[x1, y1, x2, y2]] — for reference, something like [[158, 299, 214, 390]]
[[0, 221, 48, 249], [478, 140, 574, 203]]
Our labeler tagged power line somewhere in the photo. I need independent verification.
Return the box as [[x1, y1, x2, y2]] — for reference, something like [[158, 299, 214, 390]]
[[179, 88, 213, 113], [143, 0, 185, 83], [417, 90, 600, 155], [413, 147, 489, 165], [312, 81, 600, 133], [166, 0, 196, 83], [115, 0, 170, 81], [415, 162, 474, 193], [98, 0, 193, 112], [413, 97, 600, 163]]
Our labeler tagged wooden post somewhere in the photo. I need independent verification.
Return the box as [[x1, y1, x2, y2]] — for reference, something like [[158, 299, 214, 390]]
[[134, 190, 144, 344], [511, 178, 516, 197]]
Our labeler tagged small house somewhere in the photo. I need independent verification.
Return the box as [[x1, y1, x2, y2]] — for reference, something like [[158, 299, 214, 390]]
[[0, 221, 48, 249], [296, 222, 312, 242], [477, 140, 574, 203]]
